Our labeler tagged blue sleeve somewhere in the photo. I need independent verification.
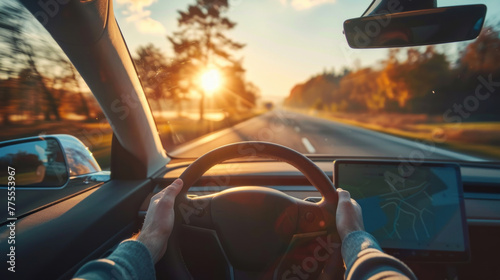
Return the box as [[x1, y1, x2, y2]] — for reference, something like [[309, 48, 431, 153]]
[[341, 231, 417, 280], [72, 239, 156, 280]]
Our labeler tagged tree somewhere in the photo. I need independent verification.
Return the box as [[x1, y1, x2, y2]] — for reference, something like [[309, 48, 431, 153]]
[[134, 44, 175, 112], [56, 65, 93, 120], [0, 0, 100, 125], [168, 0, 247, 121], [460, 26, 500, 75], [0, 1, 62, 122], [339, 68, 382, 112], [0, 1, 28, 125], [217, 60, 259, 113]]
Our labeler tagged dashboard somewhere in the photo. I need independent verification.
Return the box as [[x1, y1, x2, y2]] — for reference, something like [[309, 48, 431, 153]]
[[153, 158, 500, 278], [159, 159, 500, 225]]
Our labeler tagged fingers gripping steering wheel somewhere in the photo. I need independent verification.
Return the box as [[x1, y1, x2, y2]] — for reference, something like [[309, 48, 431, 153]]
[[158, 142, 342, 279]]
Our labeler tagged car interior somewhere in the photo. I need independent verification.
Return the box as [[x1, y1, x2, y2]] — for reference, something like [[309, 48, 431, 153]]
[[1, 0, 500, 279]]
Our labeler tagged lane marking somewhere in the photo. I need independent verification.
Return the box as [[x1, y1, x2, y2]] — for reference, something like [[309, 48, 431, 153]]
[[294, 112, 485, 161], [301, 137, 316, 154], [294, 126, 301, 132]]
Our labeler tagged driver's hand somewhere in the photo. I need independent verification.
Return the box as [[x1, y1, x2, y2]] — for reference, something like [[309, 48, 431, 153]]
[[336, 188, 365, 241], [134, 179, 183, 263]]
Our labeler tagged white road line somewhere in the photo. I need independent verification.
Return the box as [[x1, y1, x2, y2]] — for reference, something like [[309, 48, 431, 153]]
[[294, 126, 301, 132], [301, 137, 316, 154], [297, 112, 485, 161]]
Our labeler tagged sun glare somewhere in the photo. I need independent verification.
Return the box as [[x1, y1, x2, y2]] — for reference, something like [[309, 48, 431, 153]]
[[200, 69, 222, 94]]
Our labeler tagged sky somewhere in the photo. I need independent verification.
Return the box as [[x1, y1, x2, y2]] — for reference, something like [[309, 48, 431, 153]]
[[113, 0, 500, 103]]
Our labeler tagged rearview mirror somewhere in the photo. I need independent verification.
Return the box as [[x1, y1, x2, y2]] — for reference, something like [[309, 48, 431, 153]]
[[344, 5, 487, 49]]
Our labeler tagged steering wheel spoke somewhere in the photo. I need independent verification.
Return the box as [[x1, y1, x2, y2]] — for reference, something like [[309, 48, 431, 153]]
[[176, 195, 213, 229]]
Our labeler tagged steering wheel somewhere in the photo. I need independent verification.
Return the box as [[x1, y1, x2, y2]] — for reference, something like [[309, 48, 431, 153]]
[[158, 142, 343, 279]]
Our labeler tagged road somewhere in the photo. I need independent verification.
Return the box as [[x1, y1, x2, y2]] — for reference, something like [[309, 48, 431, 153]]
[[170, 110, 482, 161]]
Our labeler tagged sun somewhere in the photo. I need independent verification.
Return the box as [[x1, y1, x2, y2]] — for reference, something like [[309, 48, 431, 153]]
[[200, 68, 222, 94]]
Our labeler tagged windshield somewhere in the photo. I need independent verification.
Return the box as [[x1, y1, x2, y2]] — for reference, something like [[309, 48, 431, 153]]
[[117, 0, 500, 162]]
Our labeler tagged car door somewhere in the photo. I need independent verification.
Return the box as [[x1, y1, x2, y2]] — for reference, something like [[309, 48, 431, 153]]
[[0, 0, 169, 278]]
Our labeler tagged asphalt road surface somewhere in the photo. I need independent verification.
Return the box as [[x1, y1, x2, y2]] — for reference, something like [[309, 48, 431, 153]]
[[170, 110, 482, 161]]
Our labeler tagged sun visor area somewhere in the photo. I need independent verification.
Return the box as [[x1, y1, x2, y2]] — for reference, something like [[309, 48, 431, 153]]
[[20, 0, 109, 45]]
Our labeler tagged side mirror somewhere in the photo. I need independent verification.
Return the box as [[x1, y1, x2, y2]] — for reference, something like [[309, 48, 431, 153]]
[[344, 5, 487, 49], [0, 135, 101, 188]]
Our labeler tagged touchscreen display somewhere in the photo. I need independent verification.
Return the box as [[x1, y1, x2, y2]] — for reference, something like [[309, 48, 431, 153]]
[[334, 160, 469, 261]]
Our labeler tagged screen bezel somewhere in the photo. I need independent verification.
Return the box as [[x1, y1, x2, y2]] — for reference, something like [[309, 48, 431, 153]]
[[333, 159, 470, 262]]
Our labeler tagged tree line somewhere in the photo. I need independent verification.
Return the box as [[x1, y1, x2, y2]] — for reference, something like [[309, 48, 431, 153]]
[[0, 0, 98, 126], [285, 25, 500, 121]]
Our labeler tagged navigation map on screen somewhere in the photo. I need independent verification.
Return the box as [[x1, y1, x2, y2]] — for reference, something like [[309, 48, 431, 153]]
[[335, 161, 468, 257]]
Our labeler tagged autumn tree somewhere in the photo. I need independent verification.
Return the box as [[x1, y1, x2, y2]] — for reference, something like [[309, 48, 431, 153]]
[[339, 68, 383, 112], [460, 26, 500, 74], [285, 25, 499, 119], [454, 25, 500, 118]]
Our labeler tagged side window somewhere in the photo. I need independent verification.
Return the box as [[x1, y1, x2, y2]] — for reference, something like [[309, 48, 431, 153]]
[[0, 0, 111, 170]]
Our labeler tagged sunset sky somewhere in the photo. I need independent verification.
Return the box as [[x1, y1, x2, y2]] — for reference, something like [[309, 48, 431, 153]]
[[114, 0, 499, 103]]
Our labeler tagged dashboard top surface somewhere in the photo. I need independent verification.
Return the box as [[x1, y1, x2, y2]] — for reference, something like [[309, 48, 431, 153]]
[[163, 160, 500, 187]]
